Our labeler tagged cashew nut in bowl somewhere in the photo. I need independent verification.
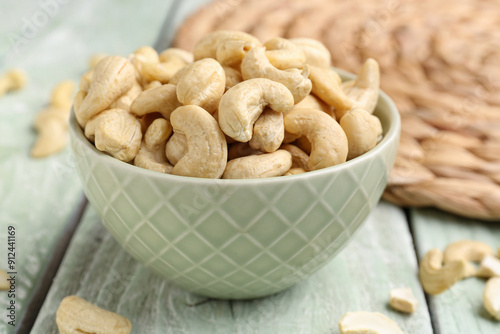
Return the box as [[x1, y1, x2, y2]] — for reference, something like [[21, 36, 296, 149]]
[[108, 80, 143, 111], [289, 38, 332, 68], [193, 30, 262, 68], [76, 56, 135, 127], [218, 78, 294, 142], [284, 107, 348, 170], [227, 142, 262, 161], [340, 108, 383, 160], [280, 144, 309, 170], [140, 59, 187, 84], [128, 46, 160, 84], [284, 167, 307, 176], [130, 84, 181, 120], [170, 105, 227, 178], [159, 48, 194, 64], [78, 69, 93, 92], [222, 66, 243, 90], [134, 118, 173, 173], [249, 107, 284, 153], [84, 108, 142, 162], [144, 80, 162, 91], [165, 132, 188, 166], [291, 94, 335, 119], [176, 58, 226, 114], [223, 149, 292, 179], [241, 47, 312, 104], [264, 37, 306, 70], [308, 65, 352, 115], [341, 58, 380, 117]]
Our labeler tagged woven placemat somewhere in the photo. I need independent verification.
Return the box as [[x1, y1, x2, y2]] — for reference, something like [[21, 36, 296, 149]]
[[173, 0, 500, 220]]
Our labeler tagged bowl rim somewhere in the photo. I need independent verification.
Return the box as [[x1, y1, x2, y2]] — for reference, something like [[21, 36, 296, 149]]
[[70, 68, 401, 186]]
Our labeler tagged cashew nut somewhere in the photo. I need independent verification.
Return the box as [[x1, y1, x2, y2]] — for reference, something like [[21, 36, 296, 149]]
[[443, 240, 494, 264], [73, 90, 87, 115], [165, 133, 188, 166], [218, 78, 294, 142], [419, 248, 469, 295], [241, 47, 312, 103], [108, 80, 143, 111], [176, 58, 225, 114], [76, 56, 135, 126], [134, 118, 173, 173], [89, 53, 108, 69], [477, 255, 500, 278], [168, 66, 186, 85], [289, 38, 331, 68], [85, 108, 142, 162], [223, 66, 243, 90], [249, 107, 284, 153], [284, 167, 307, 176], [227, 142, 262, 161], [140, 59, 186, 84], [308, 65, 352, 114], [284, 108, 348, 170], [0, 269, 9, 290], [31, 107, 68, 158], [338, 312, 403, 334], [264, 37, 306, 70], [130, 84, 181, 120], [0, 68, 27, 97], [340, 108, 383, 160], [389, 288, 418, 314], [144, 80, 162, 90], [32, 80, 76, 158], [283, 94, 335, 144], [280, 144, 309, 170], [484, 277, 500, 320], [56, 295, 132, 334], [79, 69, 93, 92], [159, 48, 194, 64], [170, 105, 227, 178], [223, 150, 292, 179], [50, 80, 76, 111], [341, 58, 380, 117], [128, 46, 159, 85], [292, 94, 335, 119], [193, 30, 262, 68]]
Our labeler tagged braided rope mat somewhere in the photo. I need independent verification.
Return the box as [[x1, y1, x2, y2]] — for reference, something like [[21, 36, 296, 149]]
[[173, 0, 500, 220]]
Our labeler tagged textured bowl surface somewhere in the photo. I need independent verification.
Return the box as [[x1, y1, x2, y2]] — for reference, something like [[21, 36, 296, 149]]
[[69, 69, 400, 299]]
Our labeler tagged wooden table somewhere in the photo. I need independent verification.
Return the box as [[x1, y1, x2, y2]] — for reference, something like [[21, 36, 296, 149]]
[[0, 1, 498, 333]]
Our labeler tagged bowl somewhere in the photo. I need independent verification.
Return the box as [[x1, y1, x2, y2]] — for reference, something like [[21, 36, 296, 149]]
[[69, 69, 400, 299]]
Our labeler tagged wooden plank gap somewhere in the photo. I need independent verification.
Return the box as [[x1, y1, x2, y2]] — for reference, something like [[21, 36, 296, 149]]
[[406, 207, 439, 334], [16, 195, 88, 334]]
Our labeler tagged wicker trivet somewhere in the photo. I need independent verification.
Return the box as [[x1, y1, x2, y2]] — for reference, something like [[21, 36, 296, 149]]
[[173, 0, 500, 220]]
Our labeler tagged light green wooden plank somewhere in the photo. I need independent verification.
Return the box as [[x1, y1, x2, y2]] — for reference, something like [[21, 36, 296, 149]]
[[412, 208, 500, 333], [0, 1, 173, 332], [32, 202, 432, 333]]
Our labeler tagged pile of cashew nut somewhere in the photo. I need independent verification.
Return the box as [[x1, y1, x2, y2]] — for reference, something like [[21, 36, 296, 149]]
[[74, 31, 383, 179]]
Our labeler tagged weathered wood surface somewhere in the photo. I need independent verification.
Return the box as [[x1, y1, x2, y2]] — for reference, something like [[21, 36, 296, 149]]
[[0, 1, 173, 332], [411, 208, 500, 334], [32, 202, 433, 333], [3, 0, 500, 333]]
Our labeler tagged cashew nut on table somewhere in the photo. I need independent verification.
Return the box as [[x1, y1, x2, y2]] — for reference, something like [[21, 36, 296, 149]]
[[74, 32, 384, 179]]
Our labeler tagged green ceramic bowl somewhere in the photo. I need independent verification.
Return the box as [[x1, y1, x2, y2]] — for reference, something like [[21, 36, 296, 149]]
[[69, 69, 400, 299]]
